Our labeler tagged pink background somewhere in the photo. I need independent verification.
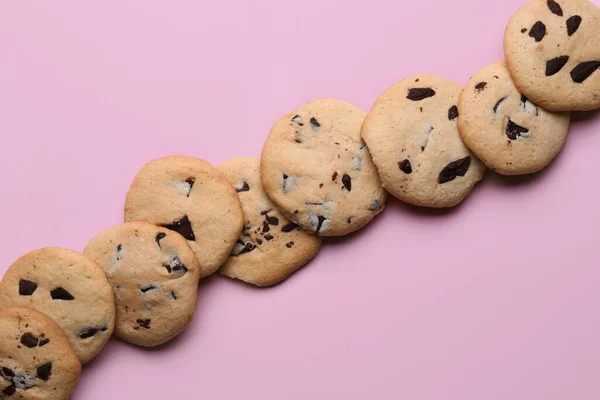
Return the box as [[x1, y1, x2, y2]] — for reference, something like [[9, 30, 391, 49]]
[[1, 0, 600, 399]]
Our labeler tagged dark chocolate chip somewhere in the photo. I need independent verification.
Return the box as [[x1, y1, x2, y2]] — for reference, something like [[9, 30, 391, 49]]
[[140, 284, 157, 293], [239, 242, 256, 254], [264, 234, 274, 241], [20, 333, 39, 348], [256, 238, 263, 245], [315, 216, 327, 234], [310, 117, 321, 132], [331, 171, 338, 181], [342, 174, 352, 191], [262, 220, 270, 233], [282, 223, 298, 232], [236, 180, 250, 193], [137, 319, 151, 329], [547, 0, 563, 16], [570, 61, 600, 83], [165, 257, 187, 274], [1, 368, 14, 378], [170, 291, 177, 300], [407, 88, 436, 101], [18, 280, 37, 296], [520, 95, 538, 116], [398, 159, 412, 174], [368, 200, 381, 211], [286, 242, 294, 248], [291, 115, 304, 126], [546, 56, 569, 76], [50, 287, 74, 301], [161, 215, 195, 241], [116, 244, 122, 260], [79, 326, 107, 339], [439, 157, 472, 184], [155, 232, 166, 247], [493, 96, 508, 114], [347, 217, 352, 224], [448, 105, 458, 121], [521, 28, 527, 33], [294, 210, 299, 214], [36, 362, 52, 381], [529, 21, 546, 42], [236, 239, 244, 245], [2, 385, 15, 396], [39, 339, 49, 347], [184, 178, 195, 197], [266, 216, 279, 225], [566, 15, 582, 36], [506, 119, 530, 140], [475, 82, 487, 91], [260, 210, 271, 215]]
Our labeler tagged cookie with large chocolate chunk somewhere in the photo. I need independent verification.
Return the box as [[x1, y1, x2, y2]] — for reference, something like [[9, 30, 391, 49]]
[[504, 0, 600, 111], [458, 61, 570, 175], [0, 248, 115, 364], [260, 98, 387, 236], [84, 221, 201, 347], [124, 156, 244, 277], [0, 307, 81, 400], [217, 157, 322, 286], [362, 74, 486, 208]]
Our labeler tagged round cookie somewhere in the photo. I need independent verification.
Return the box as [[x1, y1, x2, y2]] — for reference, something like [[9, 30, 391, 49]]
[[504, 0, 600, 111], [0, 307, 81, 400], [362, 74, 486, 208], [458, 61, 570, 175], [260, 98, 387, 236], [217, 157, 322, 286], [0, 248, 115, 364], [124, 155, 244, 277], [84, 221, 201, 347]]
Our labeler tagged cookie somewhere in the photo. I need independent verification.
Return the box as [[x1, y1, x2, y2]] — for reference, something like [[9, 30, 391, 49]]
[[260, 98, 387, 236], [0, 307, 81, 400], [504, 0, 600, 111], [124, 156, 244, 277], [458, 61, 571, 175], [217, 157, 322, 286], [0, 248, 115, 364], [84, 221, 201, 347], [361, 74, 486, 208]]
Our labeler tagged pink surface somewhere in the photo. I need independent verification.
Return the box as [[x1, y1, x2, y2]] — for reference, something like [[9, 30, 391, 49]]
[[1, 0, 600, 399]]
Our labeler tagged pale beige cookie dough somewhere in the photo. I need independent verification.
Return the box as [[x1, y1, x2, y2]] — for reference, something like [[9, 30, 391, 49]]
[[84, 221, 201, 347], [458, 61, 570, 175], [124, 155, 244, 277], [504, 0, 600, 111], [0, 307, 81, 400], [0, 248, 115, 364], [217, 157, 322, 286], [260, 98, 387, 236], [362, 74, 486, 208]]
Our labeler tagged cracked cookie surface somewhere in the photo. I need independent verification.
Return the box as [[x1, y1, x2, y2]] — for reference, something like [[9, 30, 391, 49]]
[[124, 156, 244, 277], [260, 98, 387, 236], [84, 221, 201, 347], [217, 157, 322, 286], [362, 74, 486, 208], [0, 248, 115, 364], [504, 0, 600, 111], [458, 61, 570, 175]]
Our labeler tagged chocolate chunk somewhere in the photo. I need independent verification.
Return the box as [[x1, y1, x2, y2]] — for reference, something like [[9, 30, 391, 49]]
[[438, 157, 471, 184], [529, 21, 546, 42], [256, 238, 263, 245], [184, 178, 195, 197], [407, 88, 436, 101], [281, 223, 298, 232], [161, 215, 195, 241], [264, 234, 274, 241], [165, 257, 187, 274], [493, 96, 508, 114], [155, 232, 166, 247], [236, 180, 250, 193], [570, 61, 600, 83], [291, 115, 304, 126], [266, 216, 279, 226], [2, 385, 15, 396], [520, 95, 538, 116], [36, 362, 52, 381], [79, 326, 107, 339], [140, 284, 157, 293], [137, 319, 151, 329], [39, 339, 49, 347], [506, 119, 530, 140], [315, 216, 327, 234], [342, 174, 352, 191], [170, 291, 177, 300], [50, 287, 74, 301], [239, 242, 256, 254], [310, 117, 321, 132], [1, 368, 14, 378], [448, 105, 458, 121], [18, 280, 37, 296], [566, 15, 582, 36], [332, 171, 338, 181], [521, 28, 527, 33], [286, 242, 294, 248], [347, 217, 352, 224], [368, 200, 381, 211], [398, 159, 412, 174], [547, 0, 563, 16], [546, 56, 569, 76], [475, 82, 487, 91], [20, 333, 39, 348], [262, 220, 270, 233], [260, 210, 272, 215]]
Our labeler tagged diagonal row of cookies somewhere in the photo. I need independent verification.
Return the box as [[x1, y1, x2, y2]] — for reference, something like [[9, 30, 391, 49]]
[[0, 0, 598, 398]]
